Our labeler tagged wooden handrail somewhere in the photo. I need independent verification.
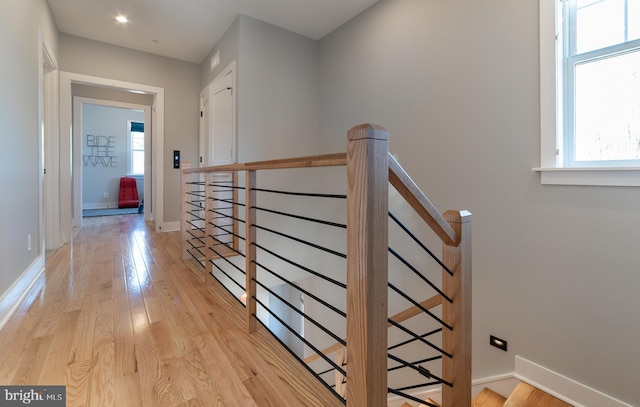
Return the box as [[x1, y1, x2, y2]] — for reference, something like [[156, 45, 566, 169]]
[[303, 294, 443, 364], [185, 151, 457, 247], [182, 152, 347, 174], [387, 294, 443, 326], [388, 154, 458, 247], [304, 341, 346, 364]]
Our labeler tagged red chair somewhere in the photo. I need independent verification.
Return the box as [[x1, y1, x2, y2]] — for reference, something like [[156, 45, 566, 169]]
[[118, 177, 139, 208]]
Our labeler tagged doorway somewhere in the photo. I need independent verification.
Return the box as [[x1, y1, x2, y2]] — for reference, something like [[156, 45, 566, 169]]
[[59, 72, 166, 242], [40, 35, 59, 252], [74, 98, 150, 220]]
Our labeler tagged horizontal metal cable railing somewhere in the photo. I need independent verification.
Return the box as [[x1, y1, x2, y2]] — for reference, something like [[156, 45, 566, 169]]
[[183, 180, 207, 264], [182, 160, 350, 398], [385, 208, 453, 407], [180, 124, 472, 407]]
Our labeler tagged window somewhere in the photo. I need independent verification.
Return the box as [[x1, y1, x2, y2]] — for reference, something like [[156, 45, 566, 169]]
[[537, 0, 640, 185], [129, 121, 144, 175], [564, 0, 640, 166]]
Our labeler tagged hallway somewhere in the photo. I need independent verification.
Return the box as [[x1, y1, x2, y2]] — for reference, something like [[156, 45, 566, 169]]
[[0, 215, 341, 406]]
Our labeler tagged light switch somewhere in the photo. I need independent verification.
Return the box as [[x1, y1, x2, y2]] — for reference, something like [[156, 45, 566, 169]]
[[173, 150, 180, 169]]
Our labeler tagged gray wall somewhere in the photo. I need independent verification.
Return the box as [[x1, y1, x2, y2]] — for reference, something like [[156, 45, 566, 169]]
[[237, 15, 321, 162], [198, 15, 322, 221], [201, 15, 321, 162], [59, 33, 201, 223], [200, 17, 240, 89], [0, 0, 58, 296], [81, 104, 144, 208], [318, 0, 640, 404]]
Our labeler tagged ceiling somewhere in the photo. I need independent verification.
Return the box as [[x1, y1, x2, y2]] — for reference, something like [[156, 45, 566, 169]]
[[47, 0, 379, 64]]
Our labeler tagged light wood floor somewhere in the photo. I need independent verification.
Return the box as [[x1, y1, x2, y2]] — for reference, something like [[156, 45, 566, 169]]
[[0, 214, 342, 407]]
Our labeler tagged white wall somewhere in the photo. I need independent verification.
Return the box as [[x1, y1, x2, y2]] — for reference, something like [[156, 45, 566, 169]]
[[0, 0, 58, 297], [81, 104, 144, 208], [318, 0, 640, 405]]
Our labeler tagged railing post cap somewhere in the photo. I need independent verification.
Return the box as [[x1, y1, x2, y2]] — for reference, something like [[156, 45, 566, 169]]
[[347, 123, 389, 141], [444, 209, 473, 223]]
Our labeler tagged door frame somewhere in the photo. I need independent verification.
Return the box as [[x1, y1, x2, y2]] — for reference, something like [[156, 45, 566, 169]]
[[200, 61, 236, 166], [39, 30, 59, 251], [59, 72, 166, 240], [199, 87, 209, 167]]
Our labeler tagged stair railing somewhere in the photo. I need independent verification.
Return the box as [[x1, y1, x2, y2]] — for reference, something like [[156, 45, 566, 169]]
[[180, 124, 471, 406]]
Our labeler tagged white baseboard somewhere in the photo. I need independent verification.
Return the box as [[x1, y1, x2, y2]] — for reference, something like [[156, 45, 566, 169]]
[[515, 356, 633, 407], [387, 356, 631, 407], [83, 202, 120, 210], [0, 255, 45, 330], [157, 221, 180, 232]]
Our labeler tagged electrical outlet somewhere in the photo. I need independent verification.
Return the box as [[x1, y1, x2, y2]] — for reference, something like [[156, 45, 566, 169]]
[[104, 192, 109, 198], [27, 234, 32, 251], [490, 335, 507, 351]]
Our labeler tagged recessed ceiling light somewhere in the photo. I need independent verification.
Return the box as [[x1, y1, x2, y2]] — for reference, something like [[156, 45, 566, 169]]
[[116, 15, 128, 23]]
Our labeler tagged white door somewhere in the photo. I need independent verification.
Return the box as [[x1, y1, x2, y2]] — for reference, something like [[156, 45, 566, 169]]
[[197, 65, 237, 269], [199, 88, 209, 167], [207, 72, 235, 255], [209, 71, 235, 165], [42, 43, 59, 250]]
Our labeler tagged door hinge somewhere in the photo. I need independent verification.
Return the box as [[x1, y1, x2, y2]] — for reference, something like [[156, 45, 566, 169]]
[[200, 111, 203, 118], [200, 156, 203, 163]]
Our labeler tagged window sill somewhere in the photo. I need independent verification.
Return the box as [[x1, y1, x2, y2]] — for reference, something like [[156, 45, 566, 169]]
[[533, 167, 640, 187]]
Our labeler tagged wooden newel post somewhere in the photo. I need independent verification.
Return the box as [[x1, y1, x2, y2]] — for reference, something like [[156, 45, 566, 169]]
[[181, 162, 192, 261], [346, 124, 389, 407], [442, 210, 472, 406]]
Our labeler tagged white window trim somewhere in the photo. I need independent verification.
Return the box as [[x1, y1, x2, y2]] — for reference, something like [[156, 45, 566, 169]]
[[534, 0, 640, 186], [128, 120, 145, 177]]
